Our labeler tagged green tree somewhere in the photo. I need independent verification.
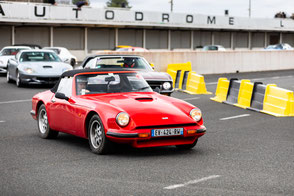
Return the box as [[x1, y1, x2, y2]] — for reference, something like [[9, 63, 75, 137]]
[[106, 0, 131, 8]]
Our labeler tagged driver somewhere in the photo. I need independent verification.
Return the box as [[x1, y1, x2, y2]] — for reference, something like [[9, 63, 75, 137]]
[[77, 78, 90, 95], [123, 58, 135, 68]]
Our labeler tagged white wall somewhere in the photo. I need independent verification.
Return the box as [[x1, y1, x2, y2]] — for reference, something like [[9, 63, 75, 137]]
[[91, 50, 294, 74]]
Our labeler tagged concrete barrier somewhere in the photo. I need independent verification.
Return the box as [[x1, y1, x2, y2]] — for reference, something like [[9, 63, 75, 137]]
[[262, 85, 294, 117], [248, 82, 265, 112], [166, 62, 192, 89], [210, 78, 230, 103], [234, 80, 254, 109], [182, 72, 211, 94], [92, 50, 294, 74], [223, 79, 240, 105]]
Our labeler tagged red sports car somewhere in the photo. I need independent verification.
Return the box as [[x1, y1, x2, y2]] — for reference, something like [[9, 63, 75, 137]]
[[31, 69, 206, 154]]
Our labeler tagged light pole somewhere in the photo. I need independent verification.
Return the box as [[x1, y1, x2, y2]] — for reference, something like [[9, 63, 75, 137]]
[[170, 0, 174, 12], [249, 0, 251, 18]]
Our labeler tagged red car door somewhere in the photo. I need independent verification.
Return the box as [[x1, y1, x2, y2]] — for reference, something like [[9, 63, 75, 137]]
[[47, 77, 77, 134]]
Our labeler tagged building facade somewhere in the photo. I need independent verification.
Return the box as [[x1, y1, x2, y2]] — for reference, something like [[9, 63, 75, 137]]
[[1, 2, 294, 56]]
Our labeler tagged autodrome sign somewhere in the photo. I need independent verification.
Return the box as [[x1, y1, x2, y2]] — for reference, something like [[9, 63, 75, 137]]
[[1, 2, 294, 31]]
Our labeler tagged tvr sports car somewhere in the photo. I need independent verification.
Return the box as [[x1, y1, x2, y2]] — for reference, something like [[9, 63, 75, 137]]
[[31, 69, 206, 155], [7, 49, 73, 87], [78, 55, 174, 96]]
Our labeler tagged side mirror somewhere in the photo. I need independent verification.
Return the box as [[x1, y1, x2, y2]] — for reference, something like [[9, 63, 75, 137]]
[[55, 92, 69, 101]]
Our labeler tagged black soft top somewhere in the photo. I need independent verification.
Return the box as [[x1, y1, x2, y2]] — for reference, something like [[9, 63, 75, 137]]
[[51, 68, 137, 93]]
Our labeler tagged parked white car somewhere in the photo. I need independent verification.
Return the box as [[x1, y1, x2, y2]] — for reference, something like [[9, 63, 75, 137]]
[[265, 43, 293, 50], [202, 45, 226, 51], [0, 46, 31, 73], [43, 47, 77, 67]]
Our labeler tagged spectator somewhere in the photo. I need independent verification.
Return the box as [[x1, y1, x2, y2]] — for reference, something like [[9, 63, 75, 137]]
[[76, 0, 89, 9], [47, 0, 57, 5]]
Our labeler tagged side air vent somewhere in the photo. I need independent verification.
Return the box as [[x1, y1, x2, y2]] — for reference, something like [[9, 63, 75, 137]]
[[135, 97, 153, 101], [43, 65, 53, 68]]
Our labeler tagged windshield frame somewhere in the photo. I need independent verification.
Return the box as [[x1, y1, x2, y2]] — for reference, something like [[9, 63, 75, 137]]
[[74, 72, 152, 96], [91, 56, 153, 71]]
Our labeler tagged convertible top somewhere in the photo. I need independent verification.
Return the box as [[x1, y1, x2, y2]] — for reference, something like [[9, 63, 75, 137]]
[[51, 68, 137, 93]]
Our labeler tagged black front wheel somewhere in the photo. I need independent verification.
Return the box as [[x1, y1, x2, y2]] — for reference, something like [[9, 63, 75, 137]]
[[88, 114, 112, 155], [176, 139, 198, 150]]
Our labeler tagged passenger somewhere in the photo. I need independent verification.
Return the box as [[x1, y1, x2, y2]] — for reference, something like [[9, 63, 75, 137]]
[[77, 78, 90, 95]]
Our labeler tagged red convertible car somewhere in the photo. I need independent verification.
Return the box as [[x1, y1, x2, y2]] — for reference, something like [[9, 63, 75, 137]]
[[31, 69, 206, 154]]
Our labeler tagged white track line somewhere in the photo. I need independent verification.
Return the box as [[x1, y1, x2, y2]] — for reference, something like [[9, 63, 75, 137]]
[[164, 175, 221, 190], [220, 114, 250, 121], [0, 99, 31, 105], [0, 121, 5, 123], [182, 97, 200, 101]]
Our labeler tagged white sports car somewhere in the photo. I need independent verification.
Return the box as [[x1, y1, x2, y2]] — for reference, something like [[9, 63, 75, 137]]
[[0, 46, 30, 73], [43, 47, 78, 67], [6, 49, 73, 87]]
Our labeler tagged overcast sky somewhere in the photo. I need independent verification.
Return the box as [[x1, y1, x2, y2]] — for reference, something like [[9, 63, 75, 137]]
[[90, 0, 294, 19]]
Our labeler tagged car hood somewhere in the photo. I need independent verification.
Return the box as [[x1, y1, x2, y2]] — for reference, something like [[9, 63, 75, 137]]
[[84, 93, 195, 127], [138, 71, 172, 81], [20, 62, 72, 75]]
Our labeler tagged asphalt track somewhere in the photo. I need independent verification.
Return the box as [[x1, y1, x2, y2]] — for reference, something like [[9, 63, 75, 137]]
[[0, 70, 294, 195]]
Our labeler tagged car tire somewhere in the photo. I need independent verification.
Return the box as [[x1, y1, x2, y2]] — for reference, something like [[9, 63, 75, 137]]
[[37, 105, 59, 139], [176, 139, 198, 149], [88, 114, 112, 155], [70, 58, 76, 67], [16, 71, 22, 87], [6, 70, 12, 83]]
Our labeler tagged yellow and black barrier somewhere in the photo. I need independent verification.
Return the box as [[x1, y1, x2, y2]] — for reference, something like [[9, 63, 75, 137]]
[[210, 78, 230, 102], [167, 62, 192, 89], [261, 85, 294, 117], [167, 62, 210, 94], [211, 78, 294, 117]]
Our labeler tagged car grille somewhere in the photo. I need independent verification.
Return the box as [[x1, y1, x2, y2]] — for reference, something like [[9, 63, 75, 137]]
[[36, 77, 59, 82]]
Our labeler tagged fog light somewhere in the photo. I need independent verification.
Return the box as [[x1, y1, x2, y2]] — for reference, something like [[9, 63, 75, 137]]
[[187, 130, 197, 134], [138, 133, 149, 138]]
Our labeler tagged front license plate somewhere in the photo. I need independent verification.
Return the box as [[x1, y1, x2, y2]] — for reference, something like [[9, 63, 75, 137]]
[[151, 128, 183, 137]]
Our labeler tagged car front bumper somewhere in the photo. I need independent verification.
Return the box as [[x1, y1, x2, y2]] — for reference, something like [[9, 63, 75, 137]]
[[106, 126, 206, 148], [20, 74, 60, 84]]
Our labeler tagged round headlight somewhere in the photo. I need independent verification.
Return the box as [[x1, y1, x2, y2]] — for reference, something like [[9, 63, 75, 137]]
[[116, 112, 130, 127], [162, 82, 171, 90], [190, 108, 202, 122], [24, 68, 34, 74]]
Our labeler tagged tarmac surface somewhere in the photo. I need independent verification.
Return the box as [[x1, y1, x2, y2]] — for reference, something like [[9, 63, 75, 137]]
[[0, 70, 293, 195]]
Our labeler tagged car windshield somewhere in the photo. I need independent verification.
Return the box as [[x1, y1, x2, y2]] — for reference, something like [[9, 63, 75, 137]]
[[0, 48, 28, 56], [94, 57, 153, 71], [75, 72, 152, 95], [203, 46, 218, 51], [44, 48, 61, 55], [19, 51, 61, 62]]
